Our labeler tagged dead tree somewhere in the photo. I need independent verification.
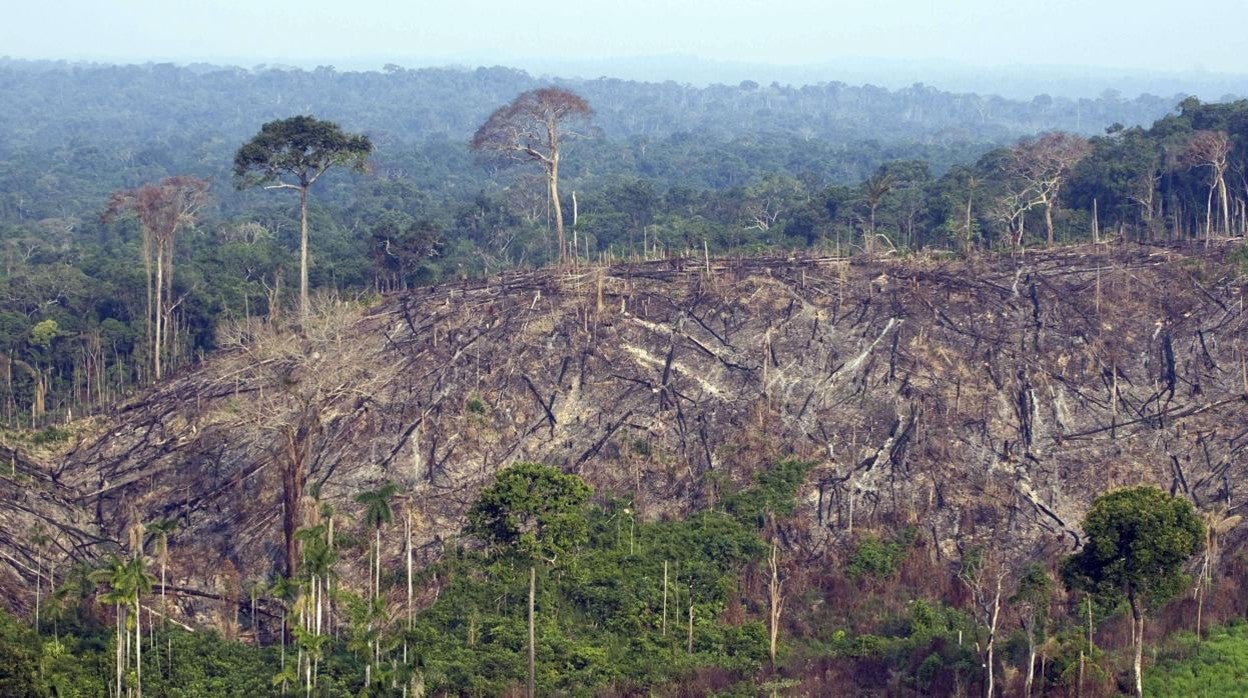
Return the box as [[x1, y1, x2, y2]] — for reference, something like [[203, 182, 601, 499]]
[[961, 548, 1009, 698], [106, 177, 210, 381], [1180, 130, 1233, 240], [1006, 133, 1092, 246], [215, 299, 399, 579], [767, 541, 785, 664]]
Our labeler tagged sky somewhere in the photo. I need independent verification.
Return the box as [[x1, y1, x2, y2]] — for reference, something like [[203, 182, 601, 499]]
[[4, 0, 1246, 82]]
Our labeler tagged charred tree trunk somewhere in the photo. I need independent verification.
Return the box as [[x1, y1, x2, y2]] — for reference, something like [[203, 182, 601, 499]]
[[280, 407, 318, 579]]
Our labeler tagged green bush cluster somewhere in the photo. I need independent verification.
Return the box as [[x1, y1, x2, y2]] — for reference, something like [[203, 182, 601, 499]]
[[847, 527, 916, 580]]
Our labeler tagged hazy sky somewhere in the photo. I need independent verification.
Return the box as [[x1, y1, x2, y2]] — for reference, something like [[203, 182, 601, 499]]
[[4, 0, 1245, 76]]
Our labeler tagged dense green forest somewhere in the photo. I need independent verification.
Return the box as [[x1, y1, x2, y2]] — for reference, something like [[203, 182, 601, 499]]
[[0, 59, 1245, 440]]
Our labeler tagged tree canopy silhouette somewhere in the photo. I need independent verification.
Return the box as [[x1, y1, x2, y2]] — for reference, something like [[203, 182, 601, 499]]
[[233, 116, 372, 319], [471, 88, 593, 263]]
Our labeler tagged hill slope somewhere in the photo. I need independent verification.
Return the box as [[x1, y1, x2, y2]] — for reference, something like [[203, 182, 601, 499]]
[[2, 242, 1246, 628]]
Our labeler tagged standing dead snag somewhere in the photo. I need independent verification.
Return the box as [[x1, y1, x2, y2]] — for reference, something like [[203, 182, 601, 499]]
[[767, 541, 785, 664], [960, 547, 1007, 698], [1194, 507, 1241, 639], [214, 300, 399, 580], [105, 176, 210, 381], [1179, 130, 1232, 240], [1005, 132, 1091, 246], [470, 88, 593, 263]]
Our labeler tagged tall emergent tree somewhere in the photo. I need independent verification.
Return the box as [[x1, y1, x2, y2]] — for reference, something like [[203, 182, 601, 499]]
[[470, 88, 593, 263], [105, 176, 209, 381], [233, 116, 372, 320], [1062, 486, 1203, 698]]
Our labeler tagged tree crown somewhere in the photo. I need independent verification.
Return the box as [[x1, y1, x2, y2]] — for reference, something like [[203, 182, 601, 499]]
[[469, 88, 593, 166], [466, 462, 591, 563], [233, 115, 372, 189], [355, 482, 400, 530], [104, 176, 210, 242], [1062, 486, 1203, 609]]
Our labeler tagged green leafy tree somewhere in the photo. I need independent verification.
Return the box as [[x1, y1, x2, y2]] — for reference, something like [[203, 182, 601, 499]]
[[467, 462, 592, 564], [269, 573, 298, 694], [1061, 486, 1203, 698], [354, 483, 400, 685], [233, 116, 372, 320]]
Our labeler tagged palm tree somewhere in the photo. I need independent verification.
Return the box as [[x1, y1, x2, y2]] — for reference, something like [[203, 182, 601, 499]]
[[355, 483, 400, 688], [293, 625, 329, 698], [346, 591, 389, 688], [270, 573, 297, 694], [90, 555, 135, 698], [143, 517, 178, 675], [294, 523, 337, 690], [248, 579, 267, 642], [125, 555, 155, 698], [91, 553, 156, 698], [47, 573, 77, 643], [355, 483, 400, 601], [144, 519, 177, 613]]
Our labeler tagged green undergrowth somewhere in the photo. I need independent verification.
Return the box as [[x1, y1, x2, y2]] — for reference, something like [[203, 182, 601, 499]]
[[408, 460, 815, 695], [2, 459, 816, 697], [1146, 622, 1248, 697]]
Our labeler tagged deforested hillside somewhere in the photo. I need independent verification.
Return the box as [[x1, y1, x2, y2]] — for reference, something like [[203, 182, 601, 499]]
[[5, 241, 1245, 609]]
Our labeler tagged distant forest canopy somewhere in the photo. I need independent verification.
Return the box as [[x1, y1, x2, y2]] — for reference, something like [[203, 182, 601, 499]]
[[0, 58, 1245, 431], [0, 59, 1196, 212]]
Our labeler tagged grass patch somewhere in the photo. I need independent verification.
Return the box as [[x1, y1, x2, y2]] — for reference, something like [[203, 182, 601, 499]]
[[1146, 622, 1248, 697]]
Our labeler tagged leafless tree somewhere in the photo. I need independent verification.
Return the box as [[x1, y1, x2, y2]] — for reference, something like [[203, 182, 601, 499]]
[[1007, 133, 1091, 246], [1194, 507, 1241, 639], [767, 541, 785, 664], [106, 177, 210, 381], [471, 88, 593, 263], [1180, 130, 1233, 239], [215, 298, 399, 578], [961, 548, 1009, 698]]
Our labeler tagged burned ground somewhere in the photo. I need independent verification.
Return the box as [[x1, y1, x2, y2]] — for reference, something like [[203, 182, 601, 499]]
[[2, 242, 1246, 626]]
